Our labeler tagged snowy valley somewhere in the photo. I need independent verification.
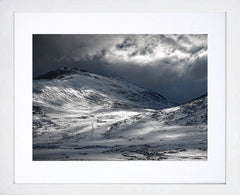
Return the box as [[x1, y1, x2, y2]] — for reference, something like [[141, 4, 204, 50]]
[[33, 68, 207, 160]]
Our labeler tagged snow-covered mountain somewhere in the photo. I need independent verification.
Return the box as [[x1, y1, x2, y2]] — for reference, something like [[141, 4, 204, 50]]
[[33, 68, 207, 160], [33, 67, 170, 110]]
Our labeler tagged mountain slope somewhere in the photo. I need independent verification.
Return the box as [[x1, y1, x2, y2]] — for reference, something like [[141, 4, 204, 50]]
[[33, 68, 207, 160], [33, 67, 170, 110]]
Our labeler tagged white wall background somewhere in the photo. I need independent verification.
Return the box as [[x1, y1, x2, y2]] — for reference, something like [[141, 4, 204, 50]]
[[0, 0, 239, 194]]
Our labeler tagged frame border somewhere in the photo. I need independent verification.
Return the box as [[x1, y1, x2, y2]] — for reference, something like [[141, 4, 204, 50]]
[[0, 0, 239, 194]]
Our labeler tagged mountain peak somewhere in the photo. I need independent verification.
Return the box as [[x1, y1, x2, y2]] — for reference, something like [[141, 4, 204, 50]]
[[33, 67, 172, 110], [34, 67, 88, 80]]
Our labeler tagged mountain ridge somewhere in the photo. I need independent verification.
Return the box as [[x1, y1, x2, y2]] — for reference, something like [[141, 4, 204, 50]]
[[32, 67, 207, 161], [33, 67, 172, 110]]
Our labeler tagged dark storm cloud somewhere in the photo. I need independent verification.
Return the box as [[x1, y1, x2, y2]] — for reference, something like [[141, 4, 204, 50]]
[[33, 34, 207, 103], [190, 45, 204, 54], [116, 37, 135, 50]]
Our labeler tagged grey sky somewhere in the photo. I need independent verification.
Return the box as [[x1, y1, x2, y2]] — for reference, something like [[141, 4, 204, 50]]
[[33, 34, 207, 103]]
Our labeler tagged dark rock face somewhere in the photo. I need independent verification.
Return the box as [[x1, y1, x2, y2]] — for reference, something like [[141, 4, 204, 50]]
[[34, 67, 88, 80]]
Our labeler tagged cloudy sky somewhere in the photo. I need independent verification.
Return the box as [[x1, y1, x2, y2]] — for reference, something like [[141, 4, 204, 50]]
[[33, 34, 207, 103]]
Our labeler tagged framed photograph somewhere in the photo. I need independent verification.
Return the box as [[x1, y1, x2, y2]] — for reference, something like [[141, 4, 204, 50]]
[[2, 0, 240, 192], [14, 13, 225, 183], [32, 33, 208, 162]]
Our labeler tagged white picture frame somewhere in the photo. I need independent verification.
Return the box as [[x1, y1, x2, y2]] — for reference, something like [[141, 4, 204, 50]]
[[0, 0, 239, 194], [14, 12, 225, 184]]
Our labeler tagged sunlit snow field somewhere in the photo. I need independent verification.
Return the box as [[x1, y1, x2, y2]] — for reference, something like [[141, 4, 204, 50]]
[[33, 68, 207, 160]]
